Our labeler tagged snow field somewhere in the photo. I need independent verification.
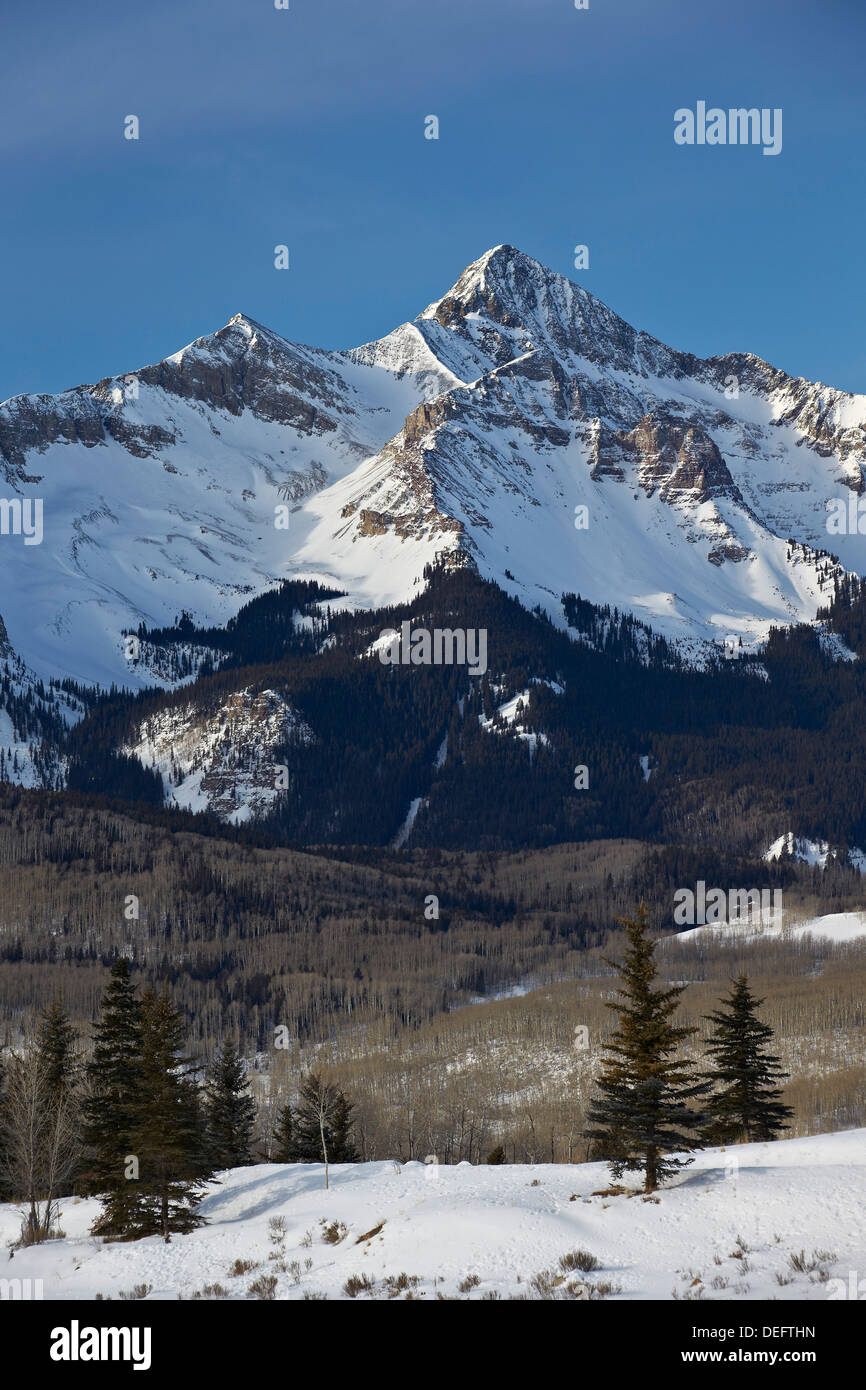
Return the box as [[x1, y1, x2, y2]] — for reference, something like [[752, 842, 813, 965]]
[[3, 1129, 864, 1302]]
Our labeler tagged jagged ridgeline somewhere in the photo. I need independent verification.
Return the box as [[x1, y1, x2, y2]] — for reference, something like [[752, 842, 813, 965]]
[[1, 245, 864, 700], [55, 566, 866, 853]]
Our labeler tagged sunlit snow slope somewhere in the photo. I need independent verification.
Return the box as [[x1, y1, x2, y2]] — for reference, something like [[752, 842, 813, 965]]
[[2, 1130, 864, 1301]]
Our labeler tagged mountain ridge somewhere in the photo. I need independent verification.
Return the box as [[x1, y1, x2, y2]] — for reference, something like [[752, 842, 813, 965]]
[[1, 245, 864, 696]]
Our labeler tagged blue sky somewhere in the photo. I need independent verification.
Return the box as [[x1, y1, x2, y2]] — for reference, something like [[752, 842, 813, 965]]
[[1, 0, 863, 400]]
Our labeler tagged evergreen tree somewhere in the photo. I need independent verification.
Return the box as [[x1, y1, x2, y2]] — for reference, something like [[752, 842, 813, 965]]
[[273, 1101, 294, 1163], [131, 987, 212, 1242], [204, 1041, 256, 1169], [289, 1074, 333, 1164], [283, 1073, 358, 1179], [32, 997, 82, 1235], [584, 903, 708, 1191], [37, 998, 79, 1099], [82, 959, 145, 1236], [328, 1089, 357, 1164], [702, 976, 793, 1143]]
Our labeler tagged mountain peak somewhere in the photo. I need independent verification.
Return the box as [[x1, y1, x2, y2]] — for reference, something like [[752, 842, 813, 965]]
[[417, 244, 654, 377], [421, 244, 568, 319], [451, 242, 529, 283], [225, 311, 269, 334], [162, 312, 300, 372], [215, 311, 293, 350]]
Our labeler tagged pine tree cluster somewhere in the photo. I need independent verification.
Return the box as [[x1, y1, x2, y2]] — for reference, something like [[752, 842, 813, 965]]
[[585, 905, 793, 1191], [0, 913, 794, 1242], [1, 962, 359, 1244]]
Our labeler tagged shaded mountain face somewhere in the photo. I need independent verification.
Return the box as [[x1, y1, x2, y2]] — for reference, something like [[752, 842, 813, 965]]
[[1, 244, 864, 698]]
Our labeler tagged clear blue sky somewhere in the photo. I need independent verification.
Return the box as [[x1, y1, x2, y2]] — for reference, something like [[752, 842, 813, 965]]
[[1, 0, 863, 400]]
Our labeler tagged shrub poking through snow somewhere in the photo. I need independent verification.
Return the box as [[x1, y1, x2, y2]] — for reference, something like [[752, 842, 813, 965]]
[[559, 1249, 600, 1274], [118, 1283, 152, 1300], [384, 1272, 419, 1298], [248, 1274, 278, 1300], [344, 1273, 376, 1298]]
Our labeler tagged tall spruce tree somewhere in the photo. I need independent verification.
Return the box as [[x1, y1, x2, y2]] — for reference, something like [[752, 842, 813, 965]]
[[273, 1100, 294, 1163], [132, 988, 212, 1242], [36, 999, 79, 1098], [204, 1042, 257, 1169], [82, 959, 146, 1236], [328, 1090, 358, 1164], [702, 976, 793, 1143], [584, 904, 708, 1192]]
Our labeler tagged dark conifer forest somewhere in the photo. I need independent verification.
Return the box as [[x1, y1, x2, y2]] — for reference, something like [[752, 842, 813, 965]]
[[48, 566, 866, 852]]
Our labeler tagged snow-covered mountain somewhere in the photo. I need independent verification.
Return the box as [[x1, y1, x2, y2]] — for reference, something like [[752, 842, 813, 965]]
[[2, 245, 864, 690], [0, 315, 441, 689]]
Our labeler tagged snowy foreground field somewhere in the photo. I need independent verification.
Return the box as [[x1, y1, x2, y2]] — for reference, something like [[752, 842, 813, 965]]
[[4, 1130, 865, 1302]]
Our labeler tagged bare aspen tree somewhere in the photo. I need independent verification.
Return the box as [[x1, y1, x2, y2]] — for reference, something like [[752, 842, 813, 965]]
[[1, 1052, 80, 1242], [317, 1087, 330, 1191]]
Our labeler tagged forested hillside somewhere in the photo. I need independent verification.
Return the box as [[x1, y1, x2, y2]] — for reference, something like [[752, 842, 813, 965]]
[[44, 566, 866, 855]]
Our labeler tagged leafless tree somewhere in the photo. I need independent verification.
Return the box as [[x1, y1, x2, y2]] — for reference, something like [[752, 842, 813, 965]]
[[0, 1052, 81, 1243]]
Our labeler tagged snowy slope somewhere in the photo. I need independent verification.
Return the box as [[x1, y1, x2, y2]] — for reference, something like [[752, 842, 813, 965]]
[[2, 1130, 864, 1301], [0, 652, 82, 788], [0, 317, 441, 690], [2, 247, 865, 689], [763, 833, 866, 872], [675, 909, 866, 946]]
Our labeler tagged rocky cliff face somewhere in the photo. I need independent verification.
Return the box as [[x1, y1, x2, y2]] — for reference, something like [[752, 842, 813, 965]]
[[125, 687, 314, 824], [329, 246, 858, 642]]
